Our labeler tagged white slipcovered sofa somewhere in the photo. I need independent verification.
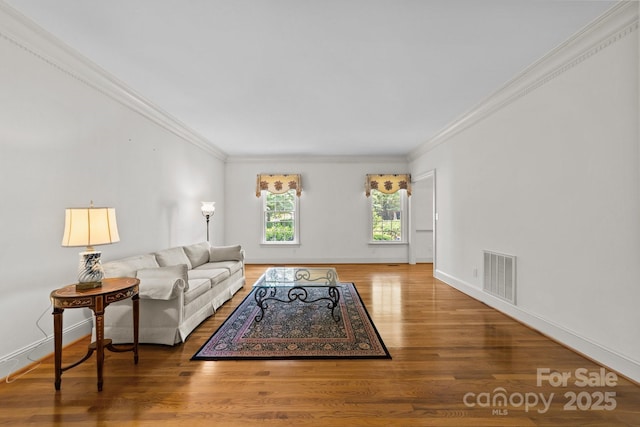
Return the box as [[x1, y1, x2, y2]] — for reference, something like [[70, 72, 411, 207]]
[[96, 242, 245, 345]]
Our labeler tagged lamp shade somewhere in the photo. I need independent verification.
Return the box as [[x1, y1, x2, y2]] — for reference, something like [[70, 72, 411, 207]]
[[61, 207, 120, 248], [201, 201, 216, 216]]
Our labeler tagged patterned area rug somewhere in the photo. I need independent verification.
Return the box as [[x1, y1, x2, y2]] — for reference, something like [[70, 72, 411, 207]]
[[191, 283, 391, 360]]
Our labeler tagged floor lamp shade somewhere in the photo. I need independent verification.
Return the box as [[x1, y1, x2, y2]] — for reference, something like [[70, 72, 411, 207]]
[[61, 206, 120, 288], [201, 202, 215, 242]]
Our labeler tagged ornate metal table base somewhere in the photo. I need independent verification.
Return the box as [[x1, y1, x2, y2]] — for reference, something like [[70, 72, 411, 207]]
[[254, 285, 341, 322]]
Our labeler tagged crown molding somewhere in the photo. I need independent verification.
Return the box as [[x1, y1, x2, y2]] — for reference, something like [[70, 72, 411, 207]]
[[409, 1, 639, 161], [0, 1, 227, 160], [226, 154, 409, 164]]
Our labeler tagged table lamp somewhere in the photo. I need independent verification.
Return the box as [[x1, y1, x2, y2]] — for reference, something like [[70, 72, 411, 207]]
[[61, 201, 120, 290], [201, 201, 215, 242]]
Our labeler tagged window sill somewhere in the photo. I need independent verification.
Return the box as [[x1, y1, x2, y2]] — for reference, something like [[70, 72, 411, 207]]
[[368, 241, 408, 245], [261, 242, 300, 247]]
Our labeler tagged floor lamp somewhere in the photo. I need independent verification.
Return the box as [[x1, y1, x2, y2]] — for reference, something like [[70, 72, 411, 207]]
[[201, 202, 216, 242]]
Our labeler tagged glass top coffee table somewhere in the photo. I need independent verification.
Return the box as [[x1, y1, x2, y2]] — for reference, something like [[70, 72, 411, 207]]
[[252, 267, 340, 322]]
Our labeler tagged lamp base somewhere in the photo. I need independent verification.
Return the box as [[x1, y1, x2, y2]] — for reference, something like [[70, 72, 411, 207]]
[[76, 281, 102, 290], [77, 250, 104, 289]]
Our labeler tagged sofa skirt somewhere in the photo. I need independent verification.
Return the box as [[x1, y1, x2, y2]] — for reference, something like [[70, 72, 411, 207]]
[[97, 270, 245, 345]]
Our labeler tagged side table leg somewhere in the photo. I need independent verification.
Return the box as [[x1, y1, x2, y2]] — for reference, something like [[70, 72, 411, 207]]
[[132, 294, 139, 364], [95, 311, 105, 391], [53, 307, 63, 390]]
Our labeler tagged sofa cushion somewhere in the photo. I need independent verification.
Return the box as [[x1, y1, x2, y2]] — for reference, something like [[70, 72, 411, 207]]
[[155, 246, 192, 269], [209, 244, 243, 262], [183, 242, 211, 268], [184, 278, 211, 305], [195, 260, 242, 275], [188, 268, 230, 286], [136, 264, 188, 300], [103, 254, 159, 278]]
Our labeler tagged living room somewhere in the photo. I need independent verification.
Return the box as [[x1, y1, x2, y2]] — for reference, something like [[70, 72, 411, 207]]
[[0, 0, 639, 424]]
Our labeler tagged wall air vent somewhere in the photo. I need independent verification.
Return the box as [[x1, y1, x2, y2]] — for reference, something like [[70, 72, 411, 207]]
[[483, 250, 516, 305]]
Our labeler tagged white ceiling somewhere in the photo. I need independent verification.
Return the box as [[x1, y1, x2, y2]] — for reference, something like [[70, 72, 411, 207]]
[[5, 0, 616, 157]]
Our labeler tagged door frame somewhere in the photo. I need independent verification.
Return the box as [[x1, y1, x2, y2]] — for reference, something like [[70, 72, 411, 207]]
[[409, 169, 436, 270]]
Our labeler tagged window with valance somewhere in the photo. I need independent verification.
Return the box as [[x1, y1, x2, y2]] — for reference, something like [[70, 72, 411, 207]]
[[256, 174, 301, 244], [256, 174, 302, 197], [365, 174, 412, 197], [366, 174, 411, 243]]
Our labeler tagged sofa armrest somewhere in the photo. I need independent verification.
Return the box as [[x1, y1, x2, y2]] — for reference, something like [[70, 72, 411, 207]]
[[209, 244, 243, 262], [137, 277, 186, 300], [136, 264, 188, 300]]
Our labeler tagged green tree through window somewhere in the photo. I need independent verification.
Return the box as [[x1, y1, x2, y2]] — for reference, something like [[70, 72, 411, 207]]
[[371, 190, 404, 241], [264, 189, 297, 242]]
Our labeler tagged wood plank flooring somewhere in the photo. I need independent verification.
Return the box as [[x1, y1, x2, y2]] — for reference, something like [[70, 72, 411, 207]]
[[1, 264, 639, 426]]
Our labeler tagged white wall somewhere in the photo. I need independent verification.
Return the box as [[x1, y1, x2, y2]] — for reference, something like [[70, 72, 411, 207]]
[[225, 158, 411, 264], [0, 8, 225, 379], [410, 3, 640, 382]]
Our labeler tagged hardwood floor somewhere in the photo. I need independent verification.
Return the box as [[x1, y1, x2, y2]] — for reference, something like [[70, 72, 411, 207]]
[[1, 264, 638, 426]]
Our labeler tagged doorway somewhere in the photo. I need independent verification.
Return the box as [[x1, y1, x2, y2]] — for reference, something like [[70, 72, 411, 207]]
[[409, 170, 436, 269]]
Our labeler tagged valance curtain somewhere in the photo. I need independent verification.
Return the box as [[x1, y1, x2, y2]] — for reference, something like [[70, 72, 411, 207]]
[[256, 174, 302, 197], [365, 174, 412, 197]]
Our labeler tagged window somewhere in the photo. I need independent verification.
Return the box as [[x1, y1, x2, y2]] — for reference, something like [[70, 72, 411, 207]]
[[370, 189, 407, 242], [256, 174, 301, 245], [365, 174, 411, 243], [263, 189, 299, 244]]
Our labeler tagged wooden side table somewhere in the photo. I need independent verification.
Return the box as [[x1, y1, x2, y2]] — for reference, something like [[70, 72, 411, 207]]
[[50, 277, 140, 391]]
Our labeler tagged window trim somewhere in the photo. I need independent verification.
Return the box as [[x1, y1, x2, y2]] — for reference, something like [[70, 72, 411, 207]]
[[261, 189, 300, 245], [368, 189, 408, 244]]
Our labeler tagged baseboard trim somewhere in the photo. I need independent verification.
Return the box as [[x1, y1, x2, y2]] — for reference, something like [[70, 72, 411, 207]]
[[0, 318, 92, 381], [434, 269, 640, 384], [246, 257, 411, 265]]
